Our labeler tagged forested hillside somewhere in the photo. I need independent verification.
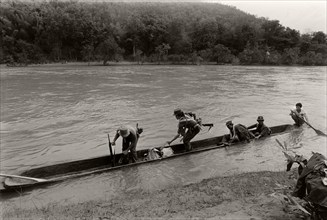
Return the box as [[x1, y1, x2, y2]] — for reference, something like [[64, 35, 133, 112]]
[[1, 0, 326, 65]]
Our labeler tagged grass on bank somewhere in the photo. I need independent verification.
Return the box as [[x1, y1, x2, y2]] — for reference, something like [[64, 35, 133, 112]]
[[3, 170, 305, 220]]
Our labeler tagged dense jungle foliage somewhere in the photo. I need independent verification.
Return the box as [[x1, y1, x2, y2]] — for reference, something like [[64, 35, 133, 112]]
[[1, 0, 326, 65]]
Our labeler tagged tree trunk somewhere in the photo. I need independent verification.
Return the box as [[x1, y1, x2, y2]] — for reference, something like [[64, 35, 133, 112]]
[[133, 44, 136, 61], [103, 59, 108, 66]]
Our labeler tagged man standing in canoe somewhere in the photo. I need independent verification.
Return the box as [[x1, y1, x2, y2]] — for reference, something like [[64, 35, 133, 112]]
[[290, 103, 309, 126], [247, 116, 271, 139], [224, 121, 255, 144], [111, 125, 139, 164], [167, 108, 201, 151]]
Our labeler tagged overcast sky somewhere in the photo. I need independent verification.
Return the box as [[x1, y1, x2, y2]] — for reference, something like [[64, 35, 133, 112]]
[[219, 0, 326, 33]]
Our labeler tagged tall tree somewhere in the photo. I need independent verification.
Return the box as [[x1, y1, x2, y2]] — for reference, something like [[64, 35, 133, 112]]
[[95, 36, 123, 65]]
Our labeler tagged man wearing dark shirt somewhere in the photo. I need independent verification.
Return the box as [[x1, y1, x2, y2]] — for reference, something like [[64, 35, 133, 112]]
[[167, 108, 201, 151], [247, 116, 271, 139], [112, 125, 138, 164]]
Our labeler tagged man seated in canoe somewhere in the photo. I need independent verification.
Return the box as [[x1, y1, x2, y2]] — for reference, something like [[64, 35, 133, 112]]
[[166, 108, 201, 151], [111, 125, 139, 164], [247, 116, 271, 139], [222, 121, 255, 145], [290, 102, 309, 126]]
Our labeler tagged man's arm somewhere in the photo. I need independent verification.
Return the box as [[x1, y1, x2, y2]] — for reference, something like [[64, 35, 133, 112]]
[[247, 124, 257, 130], [167, 134, 181, 145], [256, 127, 270, 139], [111, 131, 120, 145], [303, 112, 309, 122], [249, 131, 256, 139], [290, 109, 308, 122], [290, 109, 297, 116], [290, 109, 302, 118], [231, 126, 238, 140], [123, 137, 138, 154]]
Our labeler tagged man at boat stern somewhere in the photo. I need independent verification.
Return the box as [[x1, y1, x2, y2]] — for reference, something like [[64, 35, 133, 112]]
[[247, 116, 271, 139], [290, 103, 309, 126], [111, 125, 139, 164], [166, 108, 201, 151]]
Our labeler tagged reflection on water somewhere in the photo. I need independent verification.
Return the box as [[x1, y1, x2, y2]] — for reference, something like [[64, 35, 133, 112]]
[[0, 64, 326, 208]]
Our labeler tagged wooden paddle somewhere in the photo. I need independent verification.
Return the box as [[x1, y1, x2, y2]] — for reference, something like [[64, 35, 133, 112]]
[[0, 173, 47, 182], [107, 134, 115, 167], [302, 120, 327, 136], [290, 109, 327, 136]]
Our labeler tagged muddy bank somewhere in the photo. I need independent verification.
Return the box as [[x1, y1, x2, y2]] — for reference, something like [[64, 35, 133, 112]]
[[3, 170, 306, 220]]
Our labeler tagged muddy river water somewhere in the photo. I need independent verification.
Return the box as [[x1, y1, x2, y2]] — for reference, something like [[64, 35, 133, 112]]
[[0, 64, 326, 208]]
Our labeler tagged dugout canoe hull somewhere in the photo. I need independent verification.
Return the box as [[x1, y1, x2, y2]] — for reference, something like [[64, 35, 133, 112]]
[[1, 124, 294, 192]]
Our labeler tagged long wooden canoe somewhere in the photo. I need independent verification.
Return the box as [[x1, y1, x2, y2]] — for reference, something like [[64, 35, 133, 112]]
[[0, 124, 294, 192]]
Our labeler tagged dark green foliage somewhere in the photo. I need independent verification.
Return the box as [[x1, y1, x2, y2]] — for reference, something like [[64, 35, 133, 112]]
[[95, 36, 124, 65], [265, 50, 282, 65], [238, 43, 265, 65], [155, 43, 171, 64], [282, 48, 300, 65], [212, 44, 232, 64], [300, 51, 317, 65], [1, 1, 326, 65]]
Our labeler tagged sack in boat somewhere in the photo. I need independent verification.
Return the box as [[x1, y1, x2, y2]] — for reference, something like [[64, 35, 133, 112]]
[[144, 147, 174, 160], [161, 147, 173, 158], [145, 148, 162, 160]]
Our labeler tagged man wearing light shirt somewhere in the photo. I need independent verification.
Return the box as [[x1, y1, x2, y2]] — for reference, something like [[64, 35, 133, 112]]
[[290, 103, 309, 126]]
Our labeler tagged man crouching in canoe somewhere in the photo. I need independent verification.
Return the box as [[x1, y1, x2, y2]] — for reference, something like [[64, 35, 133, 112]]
[[289, 102, 309, 127], [167, 108, 201, 151], [223, 121, 255, 145], [111, 125, 139, 164]]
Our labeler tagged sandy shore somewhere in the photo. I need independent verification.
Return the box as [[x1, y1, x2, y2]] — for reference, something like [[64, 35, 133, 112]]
[[2, 170, 308, 220]]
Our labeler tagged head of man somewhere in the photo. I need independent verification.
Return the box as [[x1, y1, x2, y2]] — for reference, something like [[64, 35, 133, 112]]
[[118, 125, 130, 138], [295, 103, 302, 112], [257, 116, 264, 125], [173, 108, 184, 119], [226, 121, 233, 130]]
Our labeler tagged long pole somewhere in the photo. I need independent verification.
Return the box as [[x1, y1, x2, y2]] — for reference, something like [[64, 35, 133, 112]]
[[291, 109, 327, 136], [107, 134, 115, 167]]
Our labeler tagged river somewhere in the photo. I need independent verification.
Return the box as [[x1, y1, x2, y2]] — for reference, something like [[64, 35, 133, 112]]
[[0, 64, 326, 209]]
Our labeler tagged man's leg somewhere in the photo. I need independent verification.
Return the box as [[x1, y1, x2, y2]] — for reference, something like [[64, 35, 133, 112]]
[[183, 127, 200, 151], [222, 134, 231, 143], [235, 126, 250, 143], [120, 139, 129, 164], [183, 140, 192, 151], [129, 147, 137, 163], [129, 137, 138, 163], [291, 115, 304, 126]]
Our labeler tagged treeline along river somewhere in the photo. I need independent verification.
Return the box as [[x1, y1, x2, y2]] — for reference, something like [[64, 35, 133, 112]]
[[0, 64, 326, 208], [2, 2, 327, 66]]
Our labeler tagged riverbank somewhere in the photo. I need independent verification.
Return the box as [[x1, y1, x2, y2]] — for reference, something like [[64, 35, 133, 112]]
[[2, 61, 230, 67], [3, 170, 307, 220], [2, 60, 321, 68]]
